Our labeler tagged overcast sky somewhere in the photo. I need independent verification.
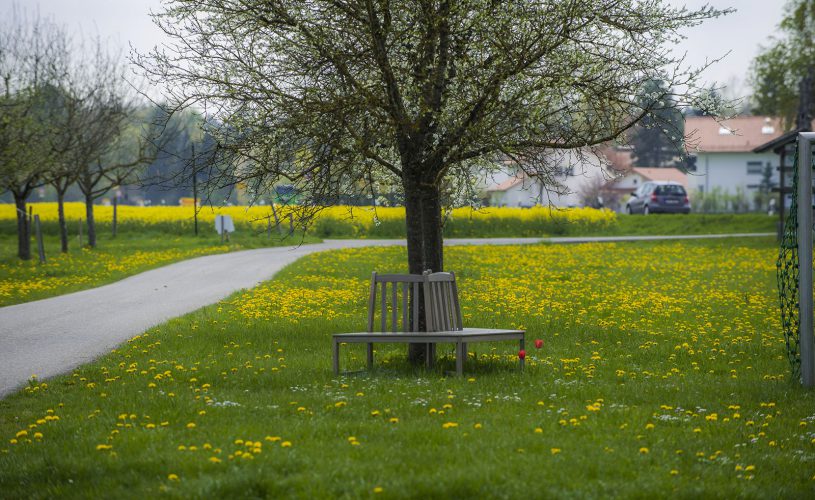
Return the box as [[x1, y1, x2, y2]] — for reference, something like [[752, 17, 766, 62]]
[[0, 0, 786, 99]]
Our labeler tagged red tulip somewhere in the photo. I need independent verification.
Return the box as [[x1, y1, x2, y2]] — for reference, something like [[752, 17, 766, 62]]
[[518, 349, 526, 360], [534, 339, 543, 349]]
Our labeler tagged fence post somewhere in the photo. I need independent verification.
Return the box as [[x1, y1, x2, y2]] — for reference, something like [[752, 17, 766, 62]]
[[798, 132, 815, 388], [34, 215, 46, 264], [192, 144, 199, 236], [28, 206, 33, 245], [112, 194, 118, 237], [271, 203, 283, 235]]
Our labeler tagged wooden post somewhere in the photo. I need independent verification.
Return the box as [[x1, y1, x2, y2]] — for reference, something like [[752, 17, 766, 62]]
[[270, 203, 283, 235], [192, 144, 199, 236], [112, 193, 118, 237], [219, 215, 224, 244], [34, 215, 46, 264], [27, 206, 33, 244]]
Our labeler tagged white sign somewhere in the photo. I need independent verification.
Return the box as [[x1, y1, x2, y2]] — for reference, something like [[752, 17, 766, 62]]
[[215, 215, 235, 234]]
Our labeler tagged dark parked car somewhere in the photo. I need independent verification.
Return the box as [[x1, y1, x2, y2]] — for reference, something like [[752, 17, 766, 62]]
[[626, 181, 690, 215]]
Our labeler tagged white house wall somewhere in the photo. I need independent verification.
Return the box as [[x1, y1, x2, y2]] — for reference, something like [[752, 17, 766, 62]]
[[611, 173, 646, 193], [502, 182, 542, 207], [493, 169, 606, 207], [690, 152, 778, 195]]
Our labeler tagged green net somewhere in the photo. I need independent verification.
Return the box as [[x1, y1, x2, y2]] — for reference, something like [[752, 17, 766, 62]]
[[777, 146, 801, 379]]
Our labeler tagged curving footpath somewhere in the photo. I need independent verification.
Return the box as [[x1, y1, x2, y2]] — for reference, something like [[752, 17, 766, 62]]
[[0, 233, 772, 398]]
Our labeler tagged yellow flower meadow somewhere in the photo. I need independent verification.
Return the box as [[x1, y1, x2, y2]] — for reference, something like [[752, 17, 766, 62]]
[[0, 202, 615, 235]]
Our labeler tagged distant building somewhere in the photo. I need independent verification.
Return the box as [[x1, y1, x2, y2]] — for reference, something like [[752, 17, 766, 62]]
[[481, 150, 608, 208], [684, 115, 783, 197], [598, 144, 635, 173]]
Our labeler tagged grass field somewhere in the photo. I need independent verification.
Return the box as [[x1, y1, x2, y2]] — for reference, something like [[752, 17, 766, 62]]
[[2, 237, 811, 498], [0, 230, 317, 307]]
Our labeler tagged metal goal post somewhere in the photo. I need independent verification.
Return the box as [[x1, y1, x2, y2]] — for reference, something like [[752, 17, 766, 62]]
[[798, 132, 815, 388]]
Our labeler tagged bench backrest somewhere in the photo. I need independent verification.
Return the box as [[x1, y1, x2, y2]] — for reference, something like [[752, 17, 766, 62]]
[[367, 272, 423, 333], [423, 271, 464, 332], [366, 271, 465, 333]]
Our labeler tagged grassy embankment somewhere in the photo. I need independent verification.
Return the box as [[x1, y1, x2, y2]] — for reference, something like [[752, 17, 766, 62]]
[[2, 237, 811, 498]]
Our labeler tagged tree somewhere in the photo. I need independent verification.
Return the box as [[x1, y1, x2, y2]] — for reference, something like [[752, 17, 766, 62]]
[[75, 111, 162, 248], [629, 79, 685, 168], [751, 0, 815, 129], [0, 7, 68, 260], [41, 37, 137, 252], [136, 0, 727, 362]]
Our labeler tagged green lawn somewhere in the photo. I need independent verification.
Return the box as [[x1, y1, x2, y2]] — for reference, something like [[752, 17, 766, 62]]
[[593, 213, 777, 236], [0, 230, 318, 307], [2, 237, 811, 498]]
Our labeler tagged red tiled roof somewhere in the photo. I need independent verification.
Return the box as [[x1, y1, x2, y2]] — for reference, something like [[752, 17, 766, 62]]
[[486, 174, 525, 192], [685, 116, 786, 153], [604, 167, 688, 190], [631, 167, 687, 188]]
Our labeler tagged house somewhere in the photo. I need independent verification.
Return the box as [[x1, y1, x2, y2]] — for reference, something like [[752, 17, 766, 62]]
[[482, 150, 609, 208], [602, 167, 688, 212], [598, 143, 635, 173], [684, 115, 784, 198]]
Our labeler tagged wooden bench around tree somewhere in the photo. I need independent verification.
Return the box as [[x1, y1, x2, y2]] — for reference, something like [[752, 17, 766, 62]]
[[332, 271, 525, 376]]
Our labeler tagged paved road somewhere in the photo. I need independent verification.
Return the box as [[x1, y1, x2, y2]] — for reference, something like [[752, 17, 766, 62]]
[[0, 233, 774, 398]]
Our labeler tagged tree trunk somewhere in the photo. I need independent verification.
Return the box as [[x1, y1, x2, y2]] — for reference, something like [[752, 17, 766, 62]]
[[403, 177, 444, 364], [57, 191, 69, 253], [85, 193, 97, 248], [14, 193, 31, 261]]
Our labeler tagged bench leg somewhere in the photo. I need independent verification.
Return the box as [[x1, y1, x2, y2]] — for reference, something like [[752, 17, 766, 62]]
[[456, 341, 463, 376], [462, 342, 468, 359], [425, 343, 435, 369], [366, 343, 374, 370], [333, 340, 340, 375], [519, 337, 525, 372]]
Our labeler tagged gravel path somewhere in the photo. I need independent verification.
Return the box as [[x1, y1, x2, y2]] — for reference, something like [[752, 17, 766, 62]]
[[0, 233, 773, 398]]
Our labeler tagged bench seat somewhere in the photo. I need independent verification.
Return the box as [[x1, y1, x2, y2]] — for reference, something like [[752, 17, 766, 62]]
[[333, 328, 525, 375]]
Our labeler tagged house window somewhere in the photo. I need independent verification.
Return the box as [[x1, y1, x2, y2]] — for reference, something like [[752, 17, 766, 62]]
[[746, 161, 763, 175]]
